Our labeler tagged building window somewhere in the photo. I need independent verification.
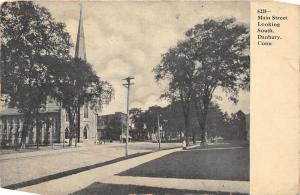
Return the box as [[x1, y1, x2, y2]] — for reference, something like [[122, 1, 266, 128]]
[[84, 102, 88, 118]]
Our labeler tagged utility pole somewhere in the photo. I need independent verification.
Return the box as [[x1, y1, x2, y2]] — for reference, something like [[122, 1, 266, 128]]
[[74, 80, 78, 148], [52, 121, 54, 149], [157, 114, 161, 150], [123, 77, 134, 157]]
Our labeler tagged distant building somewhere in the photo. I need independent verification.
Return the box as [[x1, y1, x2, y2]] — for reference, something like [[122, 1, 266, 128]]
[[97, 112, 127, 141], [0, 5, 97, 147]]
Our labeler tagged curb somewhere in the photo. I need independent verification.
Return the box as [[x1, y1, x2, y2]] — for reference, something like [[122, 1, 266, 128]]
[[0, 147, 87, 161], [3, 152, 150, 190], [3, 146, 181, 190]]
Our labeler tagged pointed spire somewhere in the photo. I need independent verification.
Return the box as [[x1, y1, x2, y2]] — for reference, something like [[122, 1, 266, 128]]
[[75, 2, 86, 60]]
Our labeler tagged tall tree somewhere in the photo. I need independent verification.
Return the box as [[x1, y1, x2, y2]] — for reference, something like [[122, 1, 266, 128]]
[[203, 102, 224, 140], [163, 102, 185, 141], [129, 108, 147, 140], [129, 108, 143, 129], [154, 18, 249, 145], [51, 57, 113, 146], [186, 18, 249, 144], [153, 40, 196, 146], [228, 110, 247, 140], [0, 1, 72, 148]]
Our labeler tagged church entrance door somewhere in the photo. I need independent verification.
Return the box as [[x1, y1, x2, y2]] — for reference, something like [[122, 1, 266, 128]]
[[84, 126, 88, 139]]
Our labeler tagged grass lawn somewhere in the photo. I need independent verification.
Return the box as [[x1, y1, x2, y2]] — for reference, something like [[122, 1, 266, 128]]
[[191, 142, 249, 150], [119, 147, 249, 181], [72, 182, 247, 195]]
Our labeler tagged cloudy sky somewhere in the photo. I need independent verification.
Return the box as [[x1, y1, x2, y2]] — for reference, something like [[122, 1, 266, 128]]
[[38, 1, 250, 115]]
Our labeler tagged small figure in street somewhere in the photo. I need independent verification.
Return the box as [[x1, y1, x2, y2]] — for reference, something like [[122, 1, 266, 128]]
[[182, 140, 187, 150]]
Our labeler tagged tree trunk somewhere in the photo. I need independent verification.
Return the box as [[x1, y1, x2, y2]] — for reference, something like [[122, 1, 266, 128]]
[[36, 119, 40, 150], [184, 114, 190, 146], [14, 130, 19, 151], [21, 112, 31, 149], [67, 108, 75, 147], [77, 106, 80, 143], [36, 130, 39, 150], [200, 106, 208, 145], [192, 129, 196, 144], [45, 120, 50, 145], [193, 101, 208, 146], [200, 124, 205, 144]]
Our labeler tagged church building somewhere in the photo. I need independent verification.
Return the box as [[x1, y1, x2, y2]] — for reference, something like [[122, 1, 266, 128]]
[[61, 4, 97, 144], [0, 5, 97, 147]]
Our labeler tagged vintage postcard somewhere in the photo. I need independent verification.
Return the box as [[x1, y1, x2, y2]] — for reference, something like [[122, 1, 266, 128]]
[[0, 1, 298, 195]]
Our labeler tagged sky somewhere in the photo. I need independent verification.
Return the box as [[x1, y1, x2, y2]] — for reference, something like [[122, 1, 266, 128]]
[[38, 1, 250, 115]]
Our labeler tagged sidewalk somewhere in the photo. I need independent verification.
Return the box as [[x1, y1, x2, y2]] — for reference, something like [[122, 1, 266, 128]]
[[18, 146, 249, 195], [18, 148, 182, 195], [0, 142, 180, 187]]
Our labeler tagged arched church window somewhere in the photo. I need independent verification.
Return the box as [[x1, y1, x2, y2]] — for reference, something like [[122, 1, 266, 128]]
[[84, 102, 88, 118]]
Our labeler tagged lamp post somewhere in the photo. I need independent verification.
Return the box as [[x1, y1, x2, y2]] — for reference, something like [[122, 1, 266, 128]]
[[63, 128, 65, 148], [121, 125, 123, 143]]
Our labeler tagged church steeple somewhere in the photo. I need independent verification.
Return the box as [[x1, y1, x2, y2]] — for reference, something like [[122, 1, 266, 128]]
[[75, 3, 86, 60]]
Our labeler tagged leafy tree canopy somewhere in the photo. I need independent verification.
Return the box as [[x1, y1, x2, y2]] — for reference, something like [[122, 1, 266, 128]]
[[153, 18, 249, 143], [0, 1, 72, 113]]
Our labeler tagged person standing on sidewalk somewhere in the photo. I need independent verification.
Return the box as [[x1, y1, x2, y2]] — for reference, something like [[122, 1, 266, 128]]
[[182, 140, 187, 150]]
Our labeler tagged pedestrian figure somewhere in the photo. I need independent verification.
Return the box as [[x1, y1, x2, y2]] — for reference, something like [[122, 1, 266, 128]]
[[182, 140, 187, 150]]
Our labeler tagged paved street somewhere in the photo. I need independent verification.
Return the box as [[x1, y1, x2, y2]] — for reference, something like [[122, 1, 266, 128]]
[[0, 142, 180, 187], [18, 144, 249, 195]]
